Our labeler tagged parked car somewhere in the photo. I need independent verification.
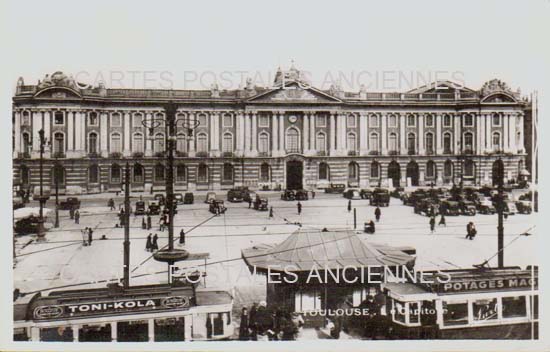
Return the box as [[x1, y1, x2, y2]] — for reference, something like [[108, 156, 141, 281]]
[[295, 190, 309, 201], [343, 189, 362, 200], [32, 185, 51, 201], [281, 190, 296, 201], [154, 194, 165, 206], [254, 197, 269, 211], [370, 188, 390, 207], [14, 215, 42, 235], [184, 192, 194, 204], [205, 192, 217, 204], [360, 188, 374, 200], [440, 200, 460, 216], [516, 200, 532, 214], [325, 183, 346, 194], [414, 199, 439, 216], [477, 198, 496, 214], [227, 189, 244, 202], [174, 193, 184, 205], [135, 201, 146, 215], [459, 201, 477, 216], [503, 201, 518, 216], [209, 200, 227, 214], [59, 197, 81, 210], [148, 201, 161, 215]]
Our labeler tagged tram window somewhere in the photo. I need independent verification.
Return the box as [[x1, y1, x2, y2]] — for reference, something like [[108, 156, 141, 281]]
[[79, 324, 111, 342], [117, 320, 148, 342], [502, 296, 527, 319], [154, 317, 185, 342], [208, 313, 224, 335], [443, 301, 468, 326], [530, 295, 538, 319], [409, 302, 420, 324], [13, 328, 29, 341], [40, 326, 73, 342], [393, 300, 406, 323], [472, 298, 498, 321]]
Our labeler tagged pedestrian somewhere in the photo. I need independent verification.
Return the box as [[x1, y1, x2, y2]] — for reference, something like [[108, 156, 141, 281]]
[[74, 210, 80, 224], [248, 198, 252, 209], [239, 307, 249, 341], [146, 233, 152, 252], [269, 206, 274, 219], [159, 217, 165, 232], [466, 222, 477, 240], [311, 190, 316, 199], [69, 207, 75, 220], [108, 198, 115, 211], [152, 233, 159, 251], [375, 207, 381, 222], [147, 214, 152, 230], [88, 227, 93, 245], [179, 229, 185, 245], [297, 201, 302, 215], [347, 200, 352, 213], [81, 228, 88, 246], [439, 214, 446, 226], [429, 216, 436, 234], [141, 217, 146, 229]]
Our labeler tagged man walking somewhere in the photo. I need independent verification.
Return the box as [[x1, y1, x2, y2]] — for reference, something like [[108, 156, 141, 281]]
[[297, 201, 302, 215], [439, 214, 446, 227], [465, 222, 477, 240], [88, 227, 93, 245], [269, 206, 274, 219], [146, 233, 152, 252], [374, 207, 381, 222], [347, 200, 352, 213], [179, 229, 186, 246], [147, 214, 152, 230], [152, 233, 159, 251], [429, 216, 436, 234], [74, 210, 80, 224]]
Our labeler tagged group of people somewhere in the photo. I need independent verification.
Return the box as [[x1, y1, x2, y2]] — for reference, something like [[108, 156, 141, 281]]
[[81, 227, 93, 246], [69, 208, 80, 224], [429, 214, 446, 233], [239, 301, 304, 341], [145, 229, 186, 252], [466, 222, 477, 240]]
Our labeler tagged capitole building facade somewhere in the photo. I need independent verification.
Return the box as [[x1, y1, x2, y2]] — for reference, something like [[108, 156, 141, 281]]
[[12, 68, 530, 194]]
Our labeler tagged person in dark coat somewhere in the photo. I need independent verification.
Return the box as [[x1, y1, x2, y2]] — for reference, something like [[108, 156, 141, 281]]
[[88, 227, 93, 245], [239, 307, 249, 340], [347, 200, 352, 213], [179, 229, 185, 245], [269, 207, 274, 218], [146, 214, 152, 230], [69, 207, 75, 220], [249, 303, 258, 338], [146, 233, 152, 252], [466, 222, 477, 240], [311, 190, 315, 199], [429, 216, 436, 234], [248, 198, 252, 208], [375, 207, 381, 222], [297, 201, 302, 215], [152, 233, 159, 251], [74, 210, 80, 224], [439, 214, 446, 226], [108, 198, 115, 210], [141, 217, 146, 229]]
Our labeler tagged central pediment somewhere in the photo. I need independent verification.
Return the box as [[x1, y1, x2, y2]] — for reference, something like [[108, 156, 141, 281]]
[[246, 81, 341, 103]]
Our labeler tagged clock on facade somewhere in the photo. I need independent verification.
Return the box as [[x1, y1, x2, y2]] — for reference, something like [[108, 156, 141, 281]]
[[288, 115, 298, 123]]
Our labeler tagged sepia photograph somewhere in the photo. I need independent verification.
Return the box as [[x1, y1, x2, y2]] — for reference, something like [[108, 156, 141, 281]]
[[1, 1, 548, 351]]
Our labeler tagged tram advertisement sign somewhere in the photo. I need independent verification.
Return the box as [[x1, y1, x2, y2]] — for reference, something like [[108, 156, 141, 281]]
[[435, 276, 538, 294], [33, 296, 191, 320]]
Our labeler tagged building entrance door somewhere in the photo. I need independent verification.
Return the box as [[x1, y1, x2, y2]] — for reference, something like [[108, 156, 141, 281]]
[[286, 160, 303, 190], [388, 161, 401, 187]]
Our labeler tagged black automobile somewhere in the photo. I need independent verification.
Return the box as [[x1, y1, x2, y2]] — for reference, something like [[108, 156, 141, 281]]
[[59, 197, 81, 210], [184, 192, 194, 204], [360, 189, 373, 200], [174, 193, 184, 205], [477, 198, 496, 215], [440, 200, 460, 216], [295, 190, 309, 201], [459, 201, 477, 216], [515, 200, 532, 214], [414, 199, 439, 216], [281, 190, 296, 201], [227, 189, 244, 203], [343, 189, 362, 200], [325, 183, 346, 194], [154, 194, 166, 206], [254, 197, 269, 211], [14, 215, 41, 235], [135, 201, 146, 215], [148, 201, 161, 215], [370, 189, 390, 207], [209, 200, 227, 214]]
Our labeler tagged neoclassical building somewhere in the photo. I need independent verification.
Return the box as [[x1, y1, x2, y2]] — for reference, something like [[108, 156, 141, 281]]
[[12, 69, 529, 194]]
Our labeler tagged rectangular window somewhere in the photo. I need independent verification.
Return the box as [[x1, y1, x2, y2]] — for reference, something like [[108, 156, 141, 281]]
[[443, 300, 468, 326], [443, 115, 452, 127], [492, 114, 501, 126], [117, 320, 148, 342], [154, 317, 185, 341], [258, 114, 269, 127], [21, 112, 31, 126], [464, 114, 474, 127], [78, 324, 112, 342], [54, 111, 65, 125], [133, 114, 143, 127], [369, 115, 379, 127], [425, 115, 434, 127], [198, 114, 208, 127], [407, 115, 416, 127], [502, 296, 527, 319], [208, 313, 224, 336], [88, 112, 99, 126], [472, 298, 498, 322], [317, 114, 327, 127], [295, 290, 321, 311], [111, 113, 122, 127], [222, 114, 232, 127], [388, 115, 398, 128], [393, 300, 406, 323], [346, 114, 356, 127]]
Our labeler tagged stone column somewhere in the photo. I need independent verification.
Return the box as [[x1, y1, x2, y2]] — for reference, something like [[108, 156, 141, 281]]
[[309, 112, 316, 155], [359, 112, 367, 155], [75, 111, 82, 152], [123, 112, 131, 156], [485, 113, 491, 152], [188, 112, 196, 156], [454, 113, 460, 154], [518, 113, 525, 152], [330, 112, 336, 155], [145, 112, 153, 157], [418, 113, 424, 154], [272, 112, 278, 156], [211, 112, 221, 156], [100, 112, 108, 157], [244, 112, 251, 154], [381, 113, 387, 155], [303, 112, 310, 153], [399, 113, 406, 154], [503, 113, 510, 152], [32, 110, 41, 152], [510, 113, 518, 154], [279, 112, 285, 154], [43, 111, 51, 148], [14, 111, 21, 155], [479, 113, 485, 154], [475, 113, 481, 154], [251, 111, 258, 156], [67, 111, 75, 154], [338, 113, 346, 153], [436, 113, 442, 154]]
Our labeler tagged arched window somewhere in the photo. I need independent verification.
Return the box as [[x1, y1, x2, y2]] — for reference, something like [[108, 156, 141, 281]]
[[464, 132, 473, 151], [492, 113, 501, 126], [346, 114, 356, 127], [443, 133, 452, 154], [259, 133, 269, 155], [22, 132, 31, 154], [88, 132, 98, 154], [222, 133, 233, 154], [222, 163, 234, 181], [223, 113, 233, 127], [369, 133, 379, 151], [348, 162, 359, 181], [425, 114, 434, 127], [176, 164, 187, 182], [319, 162, 330, 180], [197, 133, 208, 153], [425, 132, 434, 154], [347, 133, 357, 152], [444, 160, 453, 178], [133, 133, 144, 153], [54, 132, 65, 154], [443, 114, 452, 127], [133, 163, 144, 183], [110, 132, 122, 153], [426, 160, 436, 178], [316, 132, 326, 153], [198, 163, 208, 182], [88, 112, 98, 125], [20, 165, 30, 185], [176, 134, 187, 153], [52, 164, 65, 185], [464, 159, 475, 178], [492, 132, 501, 151], [197, 113, 208, 127], [388, 114, 397, 127], [89, 164, 99, 183], [133, 113, 143, 127], [260, 163, 271, 182], [388, 133, 397, 152], [370, 161, 380, 178], [407, 133, 416, 154], [154, 163, 165, 181], [286, 128, 300, 153], [111, 164, 121, 183], [154, 133, 165, 153]]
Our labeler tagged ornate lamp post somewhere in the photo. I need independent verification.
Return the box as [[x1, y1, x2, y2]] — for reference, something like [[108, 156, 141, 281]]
[[36, 129, 50, 241]]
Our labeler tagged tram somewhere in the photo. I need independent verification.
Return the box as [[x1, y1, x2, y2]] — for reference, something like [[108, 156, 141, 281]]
[[14, 282, 234, 342]]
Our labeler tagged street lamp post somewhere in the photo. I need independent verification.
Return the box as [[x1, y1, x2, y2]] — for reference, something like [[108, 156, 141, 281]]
[[37, 129, 49, 241], [54, 165, 59, 228]]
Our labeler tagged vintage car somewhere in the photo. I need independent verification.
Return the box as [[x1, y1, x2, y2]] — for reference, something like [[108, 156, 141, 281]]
[[154, 194, 166, 206], [148, 201, 161, 215], [184, 192, 194, 204], [134, 201, 146, 215], [477, 198, 496, 214], [205, 192, 217, 204], [515, 200, 532, 214], [174, 193, 184, 205], [414, 199, 439, 216], [459, 201, 477, 216], [243, 190, 256, 203], [59, 197, 81, 210], [295, 190, 309, 201], [503, 201, 518, 216], [14, 215, 42, 235], [281, 190, 296, 201], [360, 188, 374, 200], [370, 188, 390, 207], [343, 189, 362, 200], [209, 200, 227, 214], [227, 189, 244, 202], [253, 197, 269, 211], [32, 185, 51, 201], [439, 200, 461, 216], [324, 183, 346, 194]]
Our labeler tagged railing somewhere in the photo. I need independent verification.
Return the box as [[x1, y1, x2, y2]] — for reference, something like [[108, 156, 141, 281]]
[[17, 152, 31, 159], [407, 149, 416, 155], [368, 150, 380, 156], [132, 152, 145, 158], [88, 152, 101, 158], [258, 152, 270, 157], [53, 152, 66, 158], [175, 151, 188, 157], [347, 150, 357, 156], [317, 151, 327, 156], [222, 152, 234, 158], [109, 152, 122, 159], [388, 150, 398, 156], [286, 148, 301, 154], [195, 151, 209, 158]]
